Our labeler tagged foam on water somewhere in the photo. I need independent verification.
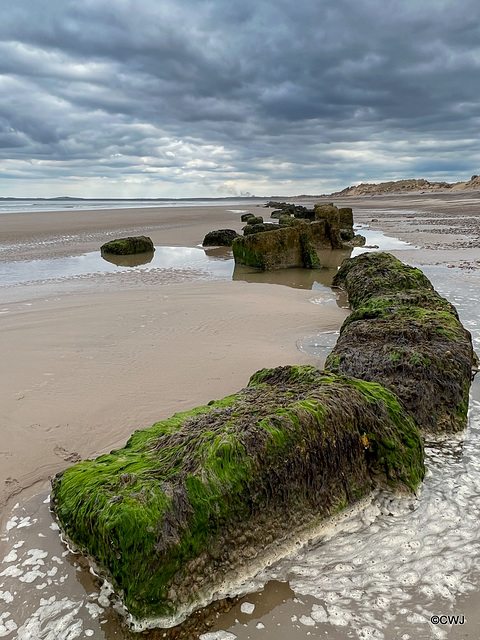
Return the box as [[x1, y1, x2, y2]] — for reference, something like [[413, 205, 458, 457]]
[[199, 632, 238, 640], [0, 497, 123, 640], [207, 266, 480, 640]]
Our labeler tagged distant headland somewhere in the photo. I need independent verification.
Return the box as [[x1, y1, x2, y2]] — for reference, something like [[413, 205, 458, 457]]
[[328, 175, 480, 197]]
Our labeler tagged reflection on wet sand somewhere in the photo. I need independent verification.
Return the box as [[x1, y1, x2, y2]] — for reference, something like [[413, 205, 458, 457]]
[[101, 251, 155, 267], [201, 246, 234, 261], [1, 242, 356, 291], [232, 248, 353, 291]]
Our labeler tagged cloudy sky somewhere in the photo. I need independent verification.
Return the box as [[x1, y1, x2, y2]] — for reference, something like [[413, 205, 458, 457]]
[[1, 0, 480, 198]]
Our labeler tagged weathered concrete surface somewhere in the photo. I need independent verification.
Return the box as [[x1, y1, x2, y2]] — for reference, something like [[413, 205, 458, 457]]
[[314, 203, 343, 249], [242, 222, 278, 235], [326, 252, 477, 433], [232, 226, 321, 270], [52, 365, 423, 627]]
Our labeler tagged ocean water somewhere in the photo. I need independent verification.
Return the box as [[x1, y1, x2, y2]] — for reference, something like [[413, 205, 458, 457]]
[[0, 198, 263, 215]]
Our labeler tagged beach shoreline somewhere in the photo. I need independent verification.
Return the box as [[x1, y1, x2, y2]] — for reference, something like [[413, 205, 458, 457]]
[[2, 194, 480, 639], [0, 202, 350, 527], [0, 204, 255, 263], [2, 194, 480, 518]]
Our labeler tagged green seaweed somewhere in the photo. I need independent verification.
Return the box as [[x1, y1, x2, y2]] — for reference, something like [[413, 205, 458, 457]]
[[52, 366, 424, 621], [332, 252, 433, 308], [100, 236, 155, 255], [327, 252, 476, 434]]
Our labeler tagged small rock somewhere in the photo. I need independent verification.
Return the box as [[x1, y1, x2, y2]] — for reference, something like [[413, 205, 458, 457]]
[[203, 229, 239, 247], [101, 236, 154, 255]]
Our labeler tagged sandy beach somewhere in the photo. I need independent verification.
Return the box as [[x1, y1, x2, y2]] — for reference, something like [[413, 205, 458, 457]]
[[2, 192, 480, 515], [0, 203, 349, 517], [2, 194, 480, 640]]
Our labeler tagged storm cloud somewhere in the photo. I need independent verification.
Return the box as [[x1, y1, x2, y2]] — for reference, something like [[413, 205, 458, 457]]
[[1, 0, 480, 196]]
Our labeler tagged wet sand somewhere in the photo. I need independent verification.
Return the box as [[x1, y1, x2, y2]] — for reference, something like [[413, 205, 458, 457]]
[[0, 205, 250, 262], [0, 203, 348, 520], [2, 194, 480, 639], [2, 193, 479, 518]]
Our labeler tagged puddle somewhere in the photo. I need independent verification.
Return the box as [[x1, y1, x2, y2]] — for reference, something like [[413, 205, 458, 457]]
[[352, 225, 415, 252], [296, 331, 340, 365], [0, 246, 234, 288], [0, 227, 413, 293]]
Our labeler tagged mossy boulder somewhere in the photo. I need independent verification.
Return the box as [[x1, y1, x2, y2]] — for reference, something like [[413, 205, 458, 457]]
[[330, 251, 434, 308], [202, 229, 239, 247], [240, 213, 256, 222], [233, 227, 321, 270], [264, 200, 288, 209], [293, 207, 315, 221], [278, 214, 295, 226], [266, 203, 314, 221], [340, 228, 355, 241], [270, 209, 289, 219], [246, 215, 263, 225], [51, 365, 423, 626], [351, 234, 367, 246], [242, 222, 278, 235], [101, 236, 155, 255], [326, 252, 477, 433]]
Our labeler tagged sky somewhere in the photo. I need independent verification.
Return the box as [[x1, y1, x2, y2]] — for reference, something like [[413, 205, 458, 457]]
[[1, 0, 480, 198]]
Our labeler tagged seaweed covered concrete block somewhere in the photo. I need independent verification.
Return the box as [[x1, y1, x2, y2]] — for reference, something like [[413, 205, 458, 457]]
[[232, 203, 357, 270], [101, 236, 155, 255], [326, 252, 477, 433], [245, 215, 264, 225], [313, 203, 343, 249], [339, 207, 354, 228], [232, 226, 320, 270], [51, 365, 423, 627], [242, 222, 278, 235]]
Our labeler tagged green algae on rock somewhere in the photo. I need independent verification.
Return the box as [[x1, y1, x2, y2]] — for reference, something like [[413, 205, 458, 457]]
[[202, 229, 239, 246], [232, 226, 321, 270], [101, 235, 155, 255], [232, 202, 358, 271], [51, 365, 424, 627], [242, 222, 278, 235], [326, 252, 477, 433]]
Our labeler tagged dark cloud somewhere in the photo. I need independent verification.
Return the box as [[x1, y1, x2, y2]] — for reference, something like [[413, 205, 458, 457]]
[[2, 0, 480, 196]]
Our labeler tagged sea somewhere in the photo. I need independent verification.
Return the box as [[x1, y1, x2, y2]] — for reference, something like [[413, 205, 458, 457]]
[[0, 198, 265, 215]]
